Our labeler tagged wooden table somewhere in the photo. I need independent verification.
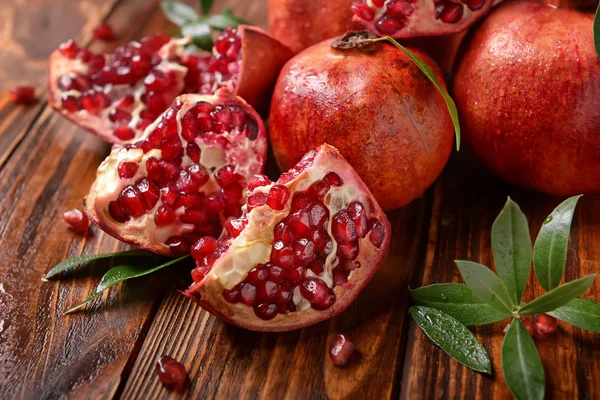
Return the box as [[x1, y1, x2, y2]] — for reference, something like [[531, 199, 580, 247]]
[[1, 0, 598, 398]]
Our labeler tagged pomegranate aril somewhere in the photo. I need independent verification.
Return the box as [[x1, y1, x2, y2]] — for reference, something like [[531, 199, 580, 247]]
[[239, 283, 257, 306], [309, 203, 329, 227], [287, 211, 311, 237], [337, 241, 359, 260], [223, 287, 240, 303], [286, 266, 306, 286], [368, 218, 385, 248], [436, 1, 464, 23], [265, 185, 290, 210], [254, 303, 278, 320], [274, 222, 293, 245], [387, 0, 414, 19], [332, 211, 357, 243], [375, 16, 404, 34], [137, 178, 159, 209], [534, 314, 559, 336], [191, 236, 218, 261], [161, 136, 184, 161], [372, 0, 386, 6], [329, 334, 355, 367], [144, 69, 168, 92], [156, 355, 187, 388], [225, 217, 247, 238], [247, 192, 267, 210], [93, 23, 116, 41], [463, 0, 486, 11], [141, 34, 170, 53], [347, 201, 368, 238], [293, 238, 315, 266], [221, 183, 243, 206], [214, 165, 239, 188], [174, 192, 204, 210], [290, 192, 312, 212], [63, 209, 89, 233], [61, 95, 81, 112], [154, 205, 176, 227], [180, 208, 208, 226], [109, 108, 131, 123], [109, 200, 129, 222], [181, 110, 198, 141], [114, 125, 135, 140], [119, 185, 146, 217], [300, 277, 335, 310], [146, 91, 166, 115], [176, 170, 201, 193], [186, 143, 201, 163], [58, 39, 79, 59], [257, 280, 279, 303], [160, 186, 179, 206], [275, 284, 292, 304], [118, 161, 138, 179], [205, 193, 225, 213], [351, 2, 375, 21], [308, 260, 324, 274], [309, 180, 330, 199], [271, 241, 295, 269], [323, 171, 343, 187], [266, 264, 285, 282], [166, 236, 190, 256], [247, 267, 268, 285], [158, 160, 180, 184], [192, 266, 211, 282], [9, 86, 36, 104], [248, 174, 271, 190]]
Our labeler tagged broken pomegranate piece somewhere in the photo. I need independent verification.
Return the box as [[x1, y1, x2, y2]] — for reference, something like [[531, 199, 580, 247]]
[[63, 208, 89, 233], [350, 0, 496, 38], [185, 144, 391, 332], [84, 89, 267, 256], [9, 86, 37, 104], [48, 26, 292, 144]]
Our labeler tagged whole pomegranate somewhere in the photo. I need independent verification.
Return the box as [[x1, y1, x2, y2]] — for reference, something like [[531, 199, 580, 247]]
[[268, 0, 361, 54], [185, 144, 391, 331], [453, 1, 600, 195], [269, 35, 454, 210]]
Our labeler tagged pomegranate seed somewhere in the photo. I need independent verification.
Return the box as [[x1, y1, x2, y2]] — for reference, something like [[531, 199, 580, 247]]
[[57, 75, 76, 91], [114, 125, 135, 140], [176, 170, 201, 193], [351, 3, 375, 21], [58, 39, 79, 59], [109, 108, 131, 123], [248, 174, 271, 190], [347, 201, 368, 238], [155, 355, 187, 388], [300, 277, 336, 310], [61, 95, 81, 112], [246, 267, 268, 285], [221, 183, 243, 206], [154, 205, 176, 227], [180, 208, 208, 226], [141, 34, 171, 53], [239, 283, 257, 306], [436, 1, 464, 23], [333, 268, 350, 286], [214, 165, 239, 188], [332, 211, 357, 243], [115, 95, 134, 110], [337, 241, 359, 260], [136, 178, 159, 209], [160, 186, 179, 206], [309, 180, 330, 199], [192, 266, 210, 282], [388, 1, 414, 19], [368, 218, 385, 248], [266, 264, 285, 282], [308, 260, 324, 274], [158, 160, 180, 184], [205, 193, 225, 213], [534, 314, 559, 337], [161, 136, 184, 161], [463, 0, 486, 11], [146, 91, 166, 114], [293, 238, 315, 266], [323, 171, 343, 187], [108, 200, 129, 222], [274, 223, 294, 246], [271, 241, 295, 269], [9, 86, 36, 105], [372, 0, 386, 6], [375, 16, 404, 34], [266, 185, 290, 210], [187, 164, 209, 186], [254, 303, 278, 320], [186, 143, 201, 163], [144, 69, 168, 92], [247, 192, 268, 210], [286, 266, 306, 285], [329, 334, 355, 367], [81, 91, 110, 114], [118, 161, 138, 179], [191, 237, 218, 261], [166, 236, 190, 256], [309, 203, 329, 227], [222, 287, 240, 302], [118, 185, 147, 217], [257, 280, 279, 303], [225, 217, 247, 238], [291, 192, 312, 212], [174, 193, 204, 209], [63, 209, 89, 233], [93, 23, 116, 41], [287, 211, 311, 237], [275, 285, 292, 305]]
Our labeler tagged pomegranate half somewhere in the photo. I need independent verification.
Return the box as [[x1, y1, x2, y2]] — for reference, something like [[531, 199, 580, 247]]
[[269, 36, 454, 211], [453, 0, 600, 195], [48, 26, 292, 144], [185, 144, 391, 331], [84, 89, 267, 256]]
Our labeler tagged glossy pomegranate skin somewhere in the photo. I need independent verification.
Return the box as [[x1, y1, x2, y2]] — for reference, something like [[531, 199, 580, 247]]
[[268, 0, 361, 54], [454, 1, 600, 195], [269, 39, 454, 211]]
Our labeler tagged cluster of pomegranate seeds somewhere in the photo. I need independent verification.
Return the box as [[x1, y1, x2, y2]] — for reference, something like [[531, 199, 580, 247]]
[[522, 314, 559, 338], [63, 208, 89, 233], [9, 86, 37, 105], [92, 23, 116, 41], [329, 334, 356, 367], [155, 355, 187, 390]]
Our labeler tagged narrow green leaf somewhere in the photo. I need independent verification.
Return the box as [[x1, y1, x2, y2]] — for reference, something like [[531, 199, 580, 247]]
[[491, 198, 532, 304], [181, 22, 213, 51], [65, 255, 190, 314], [410, 283, 511, 326], [161, 1, 199, 27], [455, 260, 516, 313], [519, 275, 596, 315], [206, 9, 247, 30], [502, 319, 545, 400], [200, 0, 213, 15], [594, 2, 600, 59], [43, 250, 154, 280], [533, 195, 582, 291], [410, 306, 492, 374], [548, 298, 600, 334], [368, 36, 461, 150]]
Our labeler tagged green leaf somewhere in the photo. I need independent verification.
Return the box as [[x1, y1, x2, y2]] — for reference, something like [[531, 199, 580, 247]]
[[502, 319, 545, 400], [455, 260, 516, 314], [533, 195, 582, 291], [200, 0, 213, 16], [409, 306, 492, 374], [519, 275, 596, 315], [410, 283, 511, 326], [181, 22, 213, 51], [206, 9, 247, 30], [491, 198, 532, 304], [369, 36, 461, 151], [64, 255, 190, 314], [594, 2, 600, 59], [548, 298, 600, 334], [43, 250, 154, 280], [161, 1, 199, 27]]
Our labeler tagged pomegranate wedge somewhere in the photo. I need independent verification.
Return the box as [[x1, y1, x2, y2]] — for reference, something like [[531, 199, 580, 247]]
[[84, 89, 267, 256], [48, 26, 292, 144], [185, 144, 391, 332]]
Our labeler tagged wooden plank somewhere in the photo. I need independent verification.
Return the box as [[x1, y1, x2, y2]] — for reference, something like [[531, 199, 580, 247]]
[[400, 154, 600, 399]]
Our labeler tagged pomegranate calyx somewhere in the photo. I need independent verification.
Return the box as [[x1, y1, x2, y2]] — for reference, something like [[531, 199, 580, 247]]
[[331, 30, 379, 50]]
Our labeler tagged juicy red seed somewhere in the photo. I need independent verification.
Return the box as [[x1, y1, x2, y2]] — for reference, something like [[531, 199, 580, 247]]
[[375, 16, 404, 34], [160, 186, 179, 206], [277, 301, 296, 314], [436, 1, 464, 23], [186, 143, 201, 163], [114, 125, 135, 140], [368, 218, 385, 248], [308, 260, 324, 274], [222, 288, 239, 303], [158, 160, 180, 183], [274, 222, 293, 246], [254, 303, 278, 320], [9, 86, 36, 104], [176, 170, 201, 193], [161, 136, 183, 160], [342, 260, 361, 272], [214, 165, 239, 188], [191, 266, 210, 283], [463, 0, 486, 11], [61, 95, 81, 112], [146, 91, 166, 114], [57, 75, 76, 91], [187, 164, 209, 186], [337, 241, 359, 260], [247, 192, 268, 210], [205, 193, 225, 213], [93, 23, 115, 41], [300, 277, 335, 310], [351, 2, 375, 21], [534, 314, 559, 336], [154, 205, 176, 227], [63, 209, 89, 233], [309, 203, 329, 227], [388, 0, 414, 19], [221, 183, 243, 206], [115, 95, 134, 110], [332, 211, 357, 243], [291, 193, 312, 212], [118, 161, 138, 179], [225, 217, 247, 238], [109, 108, 131, 122], [329, 334, 355, 367], [108, 200, 129, 222], [180, 208, 208, 226], [144, 69, 168, 92], [266, 185, 290, 210], [293, 239, 315, 266], [323, 172, 343, 187], [248, 174, 271, 191], [333, 268, 350, 286], [372, 0, 386, 6], [239, 283, 257, 306], [347, 201, 368, 238], [271, 241, 295, 269], [309, 180, 330, 199], [257, 281, 279, 303], [181, 109, 198, 142], [141, 34, 171, 52], [174, 193, 204, 209], [58, 39, 79, 59], [266, 264, 285, 282], [155, 355, 187, 388], [137, 178, 159, 209], [81, 91, 110, 113], [118, 185, 146, 217], [246, 267, 268, 285], [166, 236, 190, 256], [191, 236, 218, 261], [275, 285, 292, 305], [146, 157, 161, 181], [286, 266, 306, 285], [287, 211, 311, 237]]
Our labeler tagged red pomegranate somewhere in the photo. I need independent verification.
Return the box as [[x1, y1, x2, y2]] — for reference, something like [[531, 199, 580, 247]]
[[268, 0, 361, 54], [63, 209, 89, 234], [84, 89, 267, 256], [185, 144, 391, 331], [269, 34, 454, 211], [350, 0, 498, 38], [453, 0, 600, 195], [48, 26, 292, 144]]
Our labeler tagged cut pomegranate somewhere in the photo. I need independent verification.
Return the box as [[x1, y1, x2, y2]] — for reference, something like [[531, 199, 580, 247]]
[[63, 208, 89, 234], [329, 334, 356, 367], [9, 86, 37, 104], [185, 144, 391, 331], [48, 26, 292, 144], [93, 23, 116, 41], [84, 89, 267, 256], [351, 0, 497, 38], [155, 355, 187, 389]]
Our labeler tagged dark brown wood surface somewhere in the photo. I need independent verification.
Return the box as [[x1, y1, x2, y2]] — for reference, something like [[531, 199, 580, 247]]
[[0, 1, 598, 399]]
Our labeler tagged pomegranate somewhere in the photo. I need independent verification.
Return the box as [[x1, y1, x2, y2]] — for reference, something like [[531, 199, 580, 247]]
[[63, 209, 89, 233], [350, 0, 497, 38], [93, 23, 116, 41], [9, 86, 37, 104], [453, 0, 600, 195], [155, 355, 187, 389], [329, 334, 356, 367], [534, 314, 559, 337], [48, 26, 292, 144], [268, 0, 361, 54], [84, 89, 267, 256], [185, 144, 391, 332], [269, 34, 454, 211]]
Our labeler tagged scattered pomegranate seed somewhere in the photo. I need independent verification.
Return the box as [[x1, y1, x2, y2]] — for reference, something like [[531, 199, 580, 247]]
[[155, 355, 187, 389], [63, 209, 89, 234], [93, 23, 116, 41], [9, 86, 37, 105], [534, 314, 559, 337], [329, 334, 355, 367]]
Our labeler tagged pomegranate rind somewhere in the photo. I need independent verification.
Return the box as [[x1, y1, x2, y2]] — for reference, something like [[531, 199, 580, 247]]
[[185, 144, 392, 332], [84, 89, 267, 256]]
